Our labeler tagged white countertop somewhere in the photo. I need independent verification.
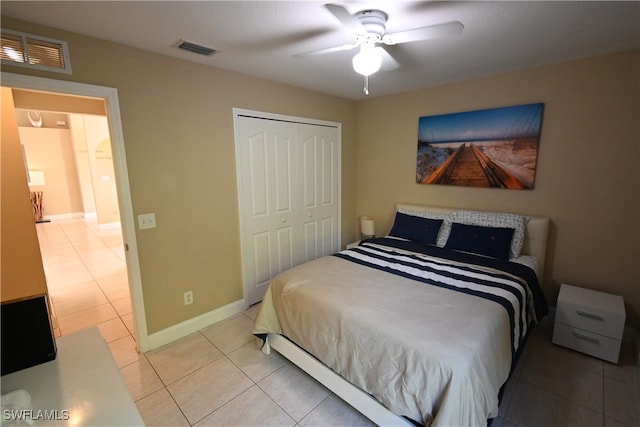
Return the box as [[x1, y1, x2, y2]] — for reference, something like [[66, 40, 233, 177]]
[[1, 328, 144, 426]]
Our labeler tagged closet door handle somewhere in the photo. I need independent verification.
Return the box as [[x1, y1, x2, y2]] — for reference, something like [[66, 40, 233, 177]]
[[576, 309, 604, 321], [281, 218, 286, 223]]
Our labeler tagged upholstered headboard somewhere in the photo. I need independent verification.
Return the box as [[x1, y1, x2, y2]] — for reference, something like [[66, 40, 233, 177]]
[[395, 204, 550, 279]]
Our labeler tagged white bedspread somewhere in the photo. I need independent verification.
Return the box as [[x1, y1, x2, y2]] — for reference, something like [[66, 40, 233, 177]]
[[254, 246, 522, 426]]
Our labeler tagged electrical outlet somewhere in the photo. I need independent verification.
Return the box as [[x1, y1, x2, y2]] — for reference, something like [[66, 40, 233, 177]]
[[138, 213, 156, 230], [184, 291, 193, 306]]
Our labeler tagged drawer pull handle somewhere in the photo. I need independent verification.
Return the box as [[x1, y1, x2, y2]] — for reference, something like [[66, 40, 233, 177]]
[[576, 310, 604, 321], [572, 331, 600, 344]]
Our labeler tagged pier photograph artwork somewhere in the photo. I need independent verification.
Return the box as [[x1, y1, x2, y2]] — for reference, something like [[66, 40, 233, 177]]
[[417, 103, 544, 189]]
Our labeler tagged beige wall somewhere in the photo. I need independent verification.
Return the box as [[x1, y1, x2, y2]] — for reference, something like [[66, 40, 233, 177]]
[[356, 49, 640, 327], [0, 87, 49, 303], [1, 17, 358, 334], [82, 115, 120, 225], [19, 126, 84, 216], [68, 115, 97, 215], [12, 89, 106, 115]]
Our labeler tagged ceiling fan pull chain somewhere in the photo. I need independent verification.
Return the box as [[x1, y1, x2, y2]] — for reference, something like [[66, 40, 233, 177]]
[[364, 75, 369, 95]]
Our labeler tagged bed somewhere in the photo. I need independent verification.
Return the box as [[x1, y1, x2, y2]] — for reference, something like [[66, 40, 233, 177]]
[[253, 204, 549, 426]]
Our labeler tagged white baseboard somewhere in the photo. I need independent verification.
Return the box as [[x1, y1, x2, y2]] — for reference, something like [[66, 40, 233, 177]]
[[40, 212, 120, 231], [44, 212, 85, 221], [146, 299, 247, 351]]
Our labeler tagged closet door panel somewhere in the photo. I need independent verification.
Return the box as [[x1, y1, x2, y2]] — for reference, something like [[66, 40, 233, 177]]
[[236, 111, 340, 305], [252, 232, 272, 286], [248, 134, 269, 217], [237, 117, 297, 305], [303, 221, 318, 262], [274, 136, 293, 213], [302, 137, 317, 209], [276, 226, 294, 274], [319, 138, 335, 206], [298, 124, 339, 259], [319, 217, 336, 256]]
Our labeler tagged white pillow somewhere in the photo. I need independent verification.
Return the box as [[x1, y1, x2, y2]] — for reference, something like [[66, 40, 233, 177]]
[[442, 210, 530, 258]]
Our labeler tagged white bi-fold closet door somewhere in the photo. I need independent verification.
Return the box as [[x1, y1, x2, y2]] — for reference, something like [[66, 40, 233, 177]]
[[234, 109, 341, 306]]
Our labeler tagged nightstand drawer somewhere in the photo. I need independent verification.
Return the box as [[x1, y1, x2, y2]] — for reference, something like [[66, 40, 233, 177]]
[[552, 322, 621, 363], [555, 284, 625, 340]]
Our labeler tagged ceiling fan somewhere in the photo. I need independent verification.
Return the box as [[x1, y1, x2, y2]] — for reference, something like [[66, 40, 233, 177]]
[[295, 3, 464, 95]]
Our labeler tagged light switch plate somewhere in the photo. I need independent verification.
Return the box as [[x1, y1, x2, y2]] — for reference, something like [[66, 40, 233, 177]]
[[138, 213, 156, 230]]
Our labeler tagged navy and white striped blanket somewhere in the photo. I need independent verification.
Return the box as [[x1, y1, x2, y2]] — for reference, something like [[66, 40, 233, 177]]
[[334, 237, 547, 357]]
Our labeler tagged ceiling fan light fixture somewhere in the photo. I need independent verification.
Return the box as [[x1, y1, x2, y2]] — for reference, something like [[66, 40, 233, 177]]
[[352, 44, 381, 76]]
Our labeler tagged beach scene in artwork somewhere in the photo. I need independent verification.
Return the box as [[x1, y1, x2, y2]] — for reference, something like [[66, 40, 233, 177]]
[[416, 103, 543, 189]]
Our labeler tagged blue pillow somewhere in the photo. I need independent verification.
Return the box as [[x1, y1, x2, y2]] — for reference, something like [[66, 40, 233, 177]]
[[389, 212, 443, 245], [444, 222, 515, 260]]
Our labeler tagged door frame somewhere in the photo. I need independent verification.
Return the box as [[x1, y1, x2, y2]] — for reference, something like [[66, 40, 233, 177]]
[[2, 72, 149, 351], [233, 108, 342, 306]]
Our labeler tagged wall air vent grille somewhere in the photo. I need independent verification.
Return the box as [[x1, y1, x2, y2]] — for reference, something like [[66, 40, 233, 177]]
[[1, 28, 71, 73], [176, 39, 218, 56]]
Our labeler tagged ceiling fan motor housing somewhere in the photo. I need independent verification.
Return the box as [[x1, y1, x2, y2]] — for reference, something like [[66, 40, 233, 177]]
[[355, 9, 388, 38]]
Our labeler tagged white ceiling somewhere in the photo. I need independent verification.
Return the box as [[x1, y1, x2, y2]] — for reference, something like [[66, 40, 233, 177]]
[[2, 1, 639, 100]]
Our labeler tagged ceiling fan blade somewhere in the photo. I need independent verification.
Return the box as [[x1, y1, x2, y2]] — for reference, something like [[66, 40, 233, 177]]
[[377, 47, 400, 71], [294, 42, 359, 58], [383, 21, 464, 45], [324, 3, 365, 34]]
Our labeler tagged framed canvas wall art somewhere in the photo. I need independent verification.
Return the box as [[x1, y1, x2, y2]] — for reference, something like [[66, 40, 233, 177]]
[[416, 103, 544, 189]]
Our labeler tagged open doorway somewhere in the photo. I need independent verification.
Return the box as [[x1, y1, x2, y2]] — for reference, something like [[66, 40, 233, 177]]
[[17, 108, 134, 342], [2, 72, 149, 353]]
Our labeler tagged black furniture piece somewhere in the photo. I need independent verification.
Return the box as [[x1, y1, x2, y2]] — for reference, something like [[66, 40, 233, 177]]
[[1, 295, 57, 376]]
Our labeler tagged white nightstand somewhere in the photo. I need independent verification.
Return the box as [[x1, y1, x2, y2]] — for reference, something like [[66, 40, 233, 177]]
[[552, 283, 625, 363]]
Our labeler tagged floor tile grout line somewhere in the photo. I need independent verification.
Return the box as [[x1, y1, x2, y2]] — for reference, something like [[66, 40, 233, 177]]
[[47, 220, 94, 334], [251, 355, 332, 425], [159, 341, 257, 426], [187, 379, 255, 426], [300, 392, 334, 425], [222, 344, 303, 423], [249, 380, 299, 424], [147, 332, 227, 388], [144, 312, 339, 426], [145, 322, 296, 425], [499, 377, 518, 421], [144, 383, 192, 426], [39, 218, 137, 363], [132, 341, 257, 426], [60, 219, 131, 336], [516, 377, 605, 415], [82, 218, 128, 261], [124, 352, 165, 403], [43, 219, 110, 306]]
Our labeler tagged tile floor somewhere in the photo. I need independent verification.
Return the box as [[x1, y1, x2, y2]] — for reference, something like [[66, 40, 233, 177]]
[[39, 218, 640, 426], [36, 217, 135, 343]]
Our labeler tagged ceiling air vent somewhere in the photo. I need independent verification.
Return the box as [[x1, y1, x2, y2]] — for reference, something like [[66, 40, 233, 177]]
[[176, 39, 218, 56]]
